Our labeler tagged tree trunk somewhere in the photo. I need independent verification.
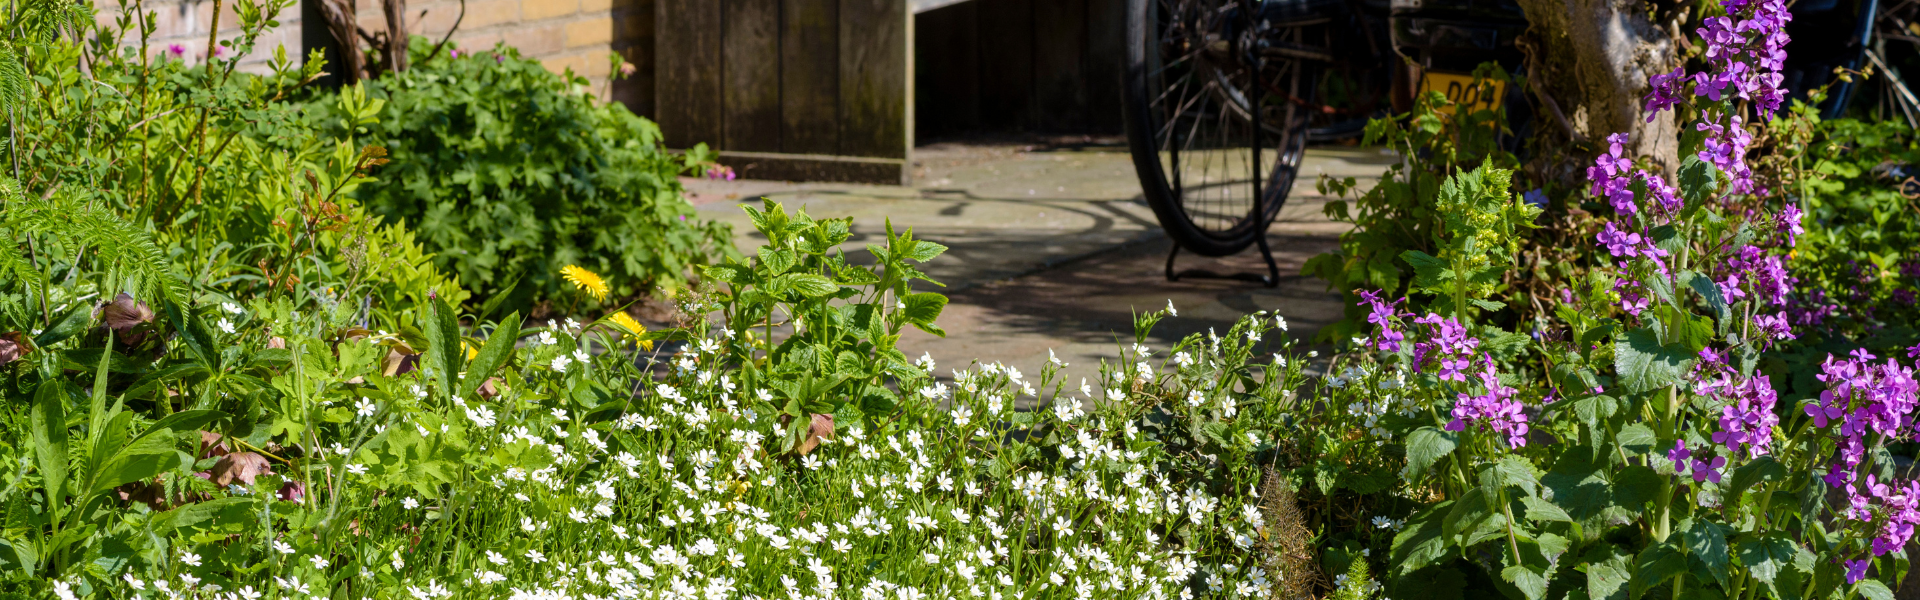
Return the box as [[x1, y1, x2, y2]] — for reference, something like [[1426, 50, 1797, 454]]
[[383, 0, 410, 73], [317, 0, 364, 84], [1517, 0, 1682, 175]]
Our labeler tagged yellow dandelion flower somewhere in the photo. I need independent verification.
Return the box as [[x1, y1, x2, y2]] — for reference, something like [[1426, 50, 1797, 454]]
[[561, 265, 609, 301], [606, 311, 654, 351]]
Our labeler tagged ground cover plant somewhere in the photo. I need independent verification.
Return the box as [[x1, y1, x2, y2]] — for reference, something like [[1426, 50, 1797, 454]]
[[9, 0, 1920, 597]]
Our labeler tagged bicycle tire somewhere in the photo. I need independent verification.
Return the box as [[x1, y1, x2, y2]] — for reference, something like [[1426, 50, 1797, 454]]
[[1122, 0, 1319, 257]]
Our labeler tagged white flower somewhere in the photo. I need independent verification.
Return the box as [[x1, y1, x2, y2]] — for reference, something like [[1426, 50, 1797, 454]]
[[309, 555, 330, 569], [53, 581, 76, 600], [525, 549, 547, 563], [273, 540, 294, 554], [216, 318, 236, 334], [224, 302, 243, 314], [124, 574, 146, 590], [551, 353, 572, 373], [1166, 299, 1177, 316], [477, 571, 506, 585], [487, 550, 508, 565], [180, 551, 202, 567], [355, 398, 376, 418], [402, 497, 419, 510], [1274, 315, 1288, 331], [1048, 349, 1067, 367], [346, 463, 367, 475]]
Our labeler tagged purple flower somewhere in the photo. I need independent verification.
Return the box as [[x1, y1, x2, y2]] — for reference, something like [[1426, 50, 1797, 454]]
[[1445, 358, 1529, 448], [166, 43, 186, 57], [1690, 455, 1727, 483], [1358, 290, 1411, 352], [1846, 559, 1871, 584], [1667, 439, 1692, 470], [1644, 66, 1689, 118], [1779, 204, 1805, 246], [1597, 222, 1645, 258]]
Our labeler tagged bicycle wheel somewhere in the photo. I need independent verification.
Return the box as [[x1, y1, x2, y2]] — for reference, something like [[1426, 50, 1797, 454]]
[[1123, 0, 1324, 257]]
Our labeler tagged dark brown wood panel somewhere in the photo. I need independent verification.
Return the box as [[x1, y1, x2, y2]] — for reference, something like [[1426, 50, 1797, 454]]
[[1033, 0, 1089, 131], [724, 0, 782, 151], [1084, 0, 1126, 133], [838, 0, 906, 158], [655, 0, 723, 149], [974, 0, 1033, 130], [782, 0, 840, 154], [913, 1, 980, 140]]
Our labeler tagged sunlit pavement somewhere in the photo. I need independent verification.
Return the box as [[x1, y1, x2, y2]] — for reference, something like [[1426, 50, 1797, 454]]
[[688, 139, 1395, 386]]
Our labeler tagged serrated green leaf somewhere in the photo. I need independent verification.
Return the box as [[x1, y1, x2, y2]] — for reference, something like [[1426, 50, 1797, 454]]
[[1401, 426, 1457, 481], [1614, 328, 1695, 393], [776, 273, 838, 298], [902, 292, 947, 326], [1390, 502, 1455, 576], [1630, 544, 1688, 599]]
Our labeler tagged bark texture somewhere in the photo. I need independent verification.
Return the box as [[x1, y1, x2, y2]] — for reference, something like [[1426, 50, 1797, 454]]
[[1518, 0, 1682, 174]]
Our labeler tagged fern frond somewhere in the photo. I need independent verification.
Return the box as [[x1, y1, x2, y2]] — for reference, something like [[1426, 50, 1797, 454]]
[[0, 45, 23, 118], [5, 187, 186, 305]]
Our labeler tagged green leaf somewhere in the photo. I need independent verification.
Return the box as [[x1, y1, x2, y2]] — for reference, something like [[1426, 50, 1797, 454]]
[[901, 292, 947, 326], [162, 301, 214, 367], [1725, 457, 1786, 509], [1401, 426, 1457, 481], [1858, 579, 1896, 600], [1391, 566, 1467, 600], [1390, 502, 1455, 576], [1614, 328, 1695, 394], [1401, 250, 1452, 289], [1586, 558, 1631, 600], [423, 295, 463, 395], [1630, 544, 1688, 599], [1686, 271, 1731, 325], [1483, 456, 1540, 498], [905, 239, 947, 262], [758, 246, 798, 275], [460, 312, 522, 401], [1502, 564, 1549, 600], [776, 273, 838, 298], [1442, 487, 1494, 543], [1685, 519, 1731, 588], [1738, 532, 1799, 584], [1521, 495, 1571, 523], [1612, 466, 1663, 512], [1616, 424, 1657, 456], [30, 382, 69, 513], [1652, 304, 1713, 353], [33, 303, 92, 348], [1678, 155, 1720, 204]]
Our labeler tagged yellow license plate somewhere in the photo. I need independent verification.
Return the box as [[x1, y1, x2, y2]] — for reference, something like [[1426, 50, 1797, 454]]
[[1420, 71, 1505, 115]]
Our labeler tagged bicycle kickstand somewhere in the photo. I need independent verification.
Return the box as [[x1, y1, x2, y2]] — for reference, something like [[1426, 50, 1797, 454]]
[[1164, 239, 1280, 288]]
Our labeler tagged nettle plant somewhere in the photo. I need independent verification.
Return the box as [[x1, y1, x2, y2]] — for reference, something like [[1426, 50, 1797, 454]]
[[697, 200, 952, 454], [1333, 1, 1917, 598]]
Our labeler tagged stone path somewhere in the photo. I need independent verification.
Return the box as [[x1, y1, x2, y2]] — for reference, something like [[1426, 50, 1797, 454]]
[[686, 138, 1393, 385]]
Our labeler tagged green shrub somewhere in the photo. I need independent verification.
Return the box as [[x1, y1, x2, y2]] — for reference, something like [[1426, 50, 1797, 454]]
[[301, 41, 735, 310]]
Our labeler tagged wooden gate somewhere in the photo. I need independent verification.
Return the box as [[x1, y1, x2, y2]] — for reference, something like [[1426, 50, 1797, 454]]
[[655, 0, 911, 184]]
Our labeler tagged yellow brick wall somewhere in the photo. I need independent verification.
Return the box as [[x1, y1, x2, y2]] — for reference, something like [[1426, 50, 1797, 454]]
[[92, 0, 652, 106]]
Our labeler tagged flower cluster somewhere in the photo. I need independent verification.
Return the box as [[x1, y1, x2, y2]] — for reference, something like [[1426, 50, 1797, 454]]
[[1805, 350, 1920, 488], [1445, 359, 1528, 448], [1411, 313, 1481, 383], [1840, 476, 1920, 583]]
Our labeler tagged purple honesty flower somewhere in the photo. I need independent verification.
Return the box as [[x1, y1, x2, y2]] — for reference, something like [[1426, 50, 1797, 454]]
[[1840, 475, 1920, 568], [1597, 222, 1645, 258], [1644, 66, 1689, 118], [1713, 375, 1781, 457], [1667, 440, 1692, 470], [1690, 455, 1727, 483], [1412, 313, 1480, 382], [1445, 358, 1529, 448], [1357, 289, 1411, 353], [1846, 559, 1871, 584], [1779, 204, 1805, 246], [166, 43, 186, 57], [1808, 351, 1920, 488]]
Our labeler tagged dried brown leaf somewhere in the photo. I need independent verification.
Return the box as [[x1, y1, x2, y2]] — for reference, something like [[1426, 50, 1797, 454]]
[[210, 452, 272, 487]]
